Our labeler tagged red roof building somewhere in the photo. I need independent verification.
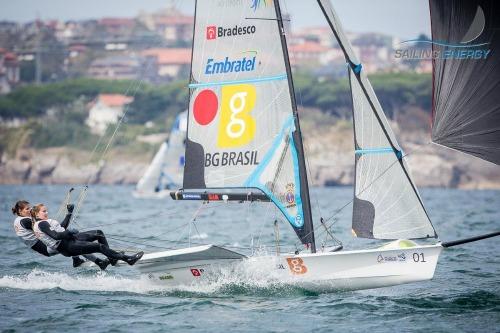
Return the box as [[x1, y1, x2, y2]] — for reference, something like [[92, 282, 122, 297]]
[[142, 48, 191, 80]]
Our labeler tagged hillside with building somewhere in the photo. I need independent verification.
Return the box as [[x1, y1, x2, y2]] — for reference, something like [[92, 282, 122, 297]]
[[0, 6, 497, 188]]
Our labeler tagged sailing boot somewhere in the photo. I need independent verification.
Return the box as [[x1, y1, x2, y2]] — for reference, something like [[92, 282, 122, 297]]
[[108, 251, 125, 266], [95, 258, 110, 271], [124, 251, 144, 266], [72, 256, 85, 268]]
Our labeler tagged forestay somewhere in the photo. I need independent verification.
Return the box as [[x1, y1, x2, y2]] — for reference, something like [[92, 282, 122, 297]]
[[430, 0, 500, 165], [183, 0, 314, 246], [317, 0, 437, 240]]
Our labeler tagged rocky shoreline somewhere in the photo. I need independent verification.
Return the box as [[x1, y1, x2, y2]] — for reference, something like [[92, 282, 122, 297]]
[[0, 148, 146, 185], [1, 142, 499, 189]]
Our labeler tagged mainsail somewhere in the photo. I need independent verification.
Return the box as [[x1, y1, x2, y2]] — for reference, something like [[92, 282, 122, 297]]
[[136, 111, 187, 195], [317, 0, 437, 239], [430, 0, 500, 165], [182, 0, 315, 247]]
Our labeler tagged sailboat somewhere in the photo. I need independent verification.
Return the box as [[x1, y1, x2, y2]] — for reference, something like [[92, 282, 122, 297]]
[[134, 110, 188, 198], [132, 0, 499, 290]]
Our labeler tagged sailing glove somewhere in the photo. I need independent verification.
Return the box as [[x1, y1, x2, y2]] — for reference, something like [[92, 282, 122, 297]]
[[67, 204, 75, 213]]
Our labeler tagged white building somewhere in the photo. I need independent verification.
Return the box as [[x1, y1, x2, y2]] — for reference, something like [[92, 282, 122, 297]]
[[0, 48, 20, 94], [86, 94, 134, 134]]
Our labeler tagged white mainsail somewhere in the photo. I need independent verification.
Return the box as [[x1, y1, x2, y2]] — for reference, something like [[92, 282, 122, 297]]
[[182, 0, 314, 246]]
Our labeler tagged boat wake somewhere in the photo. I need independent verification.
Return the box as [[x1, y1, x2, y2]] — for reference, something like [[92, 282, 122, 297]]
[[0, 260, 323, 296], [0, 269, 165, 294]]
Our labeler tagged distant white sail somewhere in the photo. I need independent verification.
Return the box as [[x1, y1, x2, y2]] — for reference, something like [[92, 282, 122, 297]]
[[135, 111, 187, 197]]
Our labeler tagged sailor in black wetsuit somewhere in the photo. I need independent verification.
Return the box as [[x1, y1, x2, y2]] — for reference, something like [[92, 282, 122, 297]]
[[12, 200, 110, 270], [31, 203, 143, 265]]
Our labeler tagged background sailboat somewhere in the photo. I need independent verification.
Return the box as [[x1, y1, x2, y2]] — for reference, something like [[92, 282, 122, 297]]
[[134, 110, 188, 198]]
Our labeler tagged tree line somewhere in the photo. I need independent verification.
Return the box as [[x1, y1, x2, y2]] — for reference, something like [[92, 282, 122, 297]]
[[0, 72, 431, 153]]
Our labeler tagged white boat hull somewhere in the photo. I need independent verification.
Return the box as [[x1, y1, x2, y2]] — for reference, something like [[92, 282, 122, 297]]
[[271, 244, 442, 290], [134, 243, 443, 291]]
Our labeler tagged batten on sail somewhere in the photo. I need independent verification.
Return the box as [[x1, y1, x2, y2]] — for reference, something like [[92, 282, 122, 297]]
[[317, 0, 437, 240], [181, 0, 315, 248], [430, 0, 500, 165]]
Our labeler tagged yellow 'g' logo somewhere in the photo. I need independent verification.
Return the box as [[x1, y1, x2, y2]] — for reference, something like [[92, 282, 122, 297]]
[[217, 84, 256, 148]]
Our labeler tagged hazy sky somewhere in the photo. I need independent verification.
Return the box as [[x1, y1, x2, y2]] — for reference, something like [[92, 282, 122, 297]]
[[0, 0, 430, 39]]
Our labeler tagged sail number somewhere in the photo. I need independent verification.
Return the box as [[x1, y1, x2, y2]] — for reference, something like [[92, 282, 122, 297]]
[[286, 257, 308, 275], [412, 252, 427, 263]]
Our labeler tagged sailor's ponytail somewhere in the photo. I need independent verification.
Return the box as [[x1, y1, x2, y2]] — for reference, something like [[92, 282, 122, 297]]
[[11, 200, 30, 216]]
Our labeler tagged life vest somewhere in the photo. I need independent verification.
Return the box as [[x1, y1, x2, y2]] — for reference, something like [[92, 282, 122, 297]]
[[33, 219, 63, 255], [13, 216, 38, 248]]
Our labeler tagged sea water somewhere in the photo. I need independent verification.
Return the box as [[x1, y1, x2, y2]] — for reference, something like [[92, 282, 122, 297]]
[[0, 185, 499, 332]]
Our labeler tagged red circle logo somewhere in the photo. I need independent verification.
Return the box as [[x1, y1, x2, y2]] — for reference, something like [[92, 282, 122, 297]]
[[193, 89, 218, 125]]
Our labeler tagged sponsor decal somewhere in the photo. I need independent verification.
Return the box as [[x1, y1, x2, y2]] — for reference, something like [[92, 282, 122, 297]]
[[216, 0, 243, 7], [183, 194, 202, 200], [193, 84, 257, 148], [206, 25, 256, 40], [294, 214, 302, 225], [207, 194, 220, 200], [193, 89, 218, 125], [284, 183, 296, 207], [217, 84, 256, 148], [276, 263, 286, 270], [205, 55, 257, 75], [250, 0, 269, 11], [377, 253, 407, 263], [206, 26, 217, 40], [159, 274, 174, 280], [205, 151, 259, 167], [207, 25, 257, 40], [286, 257, 307, 275], [190, 268, 204, 277], [192, 84, 259, 165]]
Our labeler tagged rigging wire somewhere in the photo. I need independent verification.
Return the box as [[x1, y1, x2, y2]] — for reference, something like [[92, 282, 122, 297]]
[[66, 0, 191, 242], [65, 58, 155, 226], [292, 66, 325, 220], [55, 187, 74, 222]]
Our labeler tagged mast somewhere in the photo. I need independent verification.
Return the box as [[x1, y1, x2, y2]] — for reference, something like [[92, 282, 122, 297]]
[[274, 1, 316, 253]]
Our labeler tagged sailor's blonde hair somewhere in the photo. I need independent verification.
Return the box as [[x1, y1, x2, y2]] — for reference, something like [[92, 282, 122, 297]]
[[30, 203, 46, 226]]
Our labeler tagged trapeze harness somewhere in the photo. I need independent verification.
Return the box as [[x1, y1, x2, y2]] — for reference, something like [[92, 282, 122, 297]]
[[13, 216, 38, 248], [33, 218, 142, 264], [33, 219, 67, 255]]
